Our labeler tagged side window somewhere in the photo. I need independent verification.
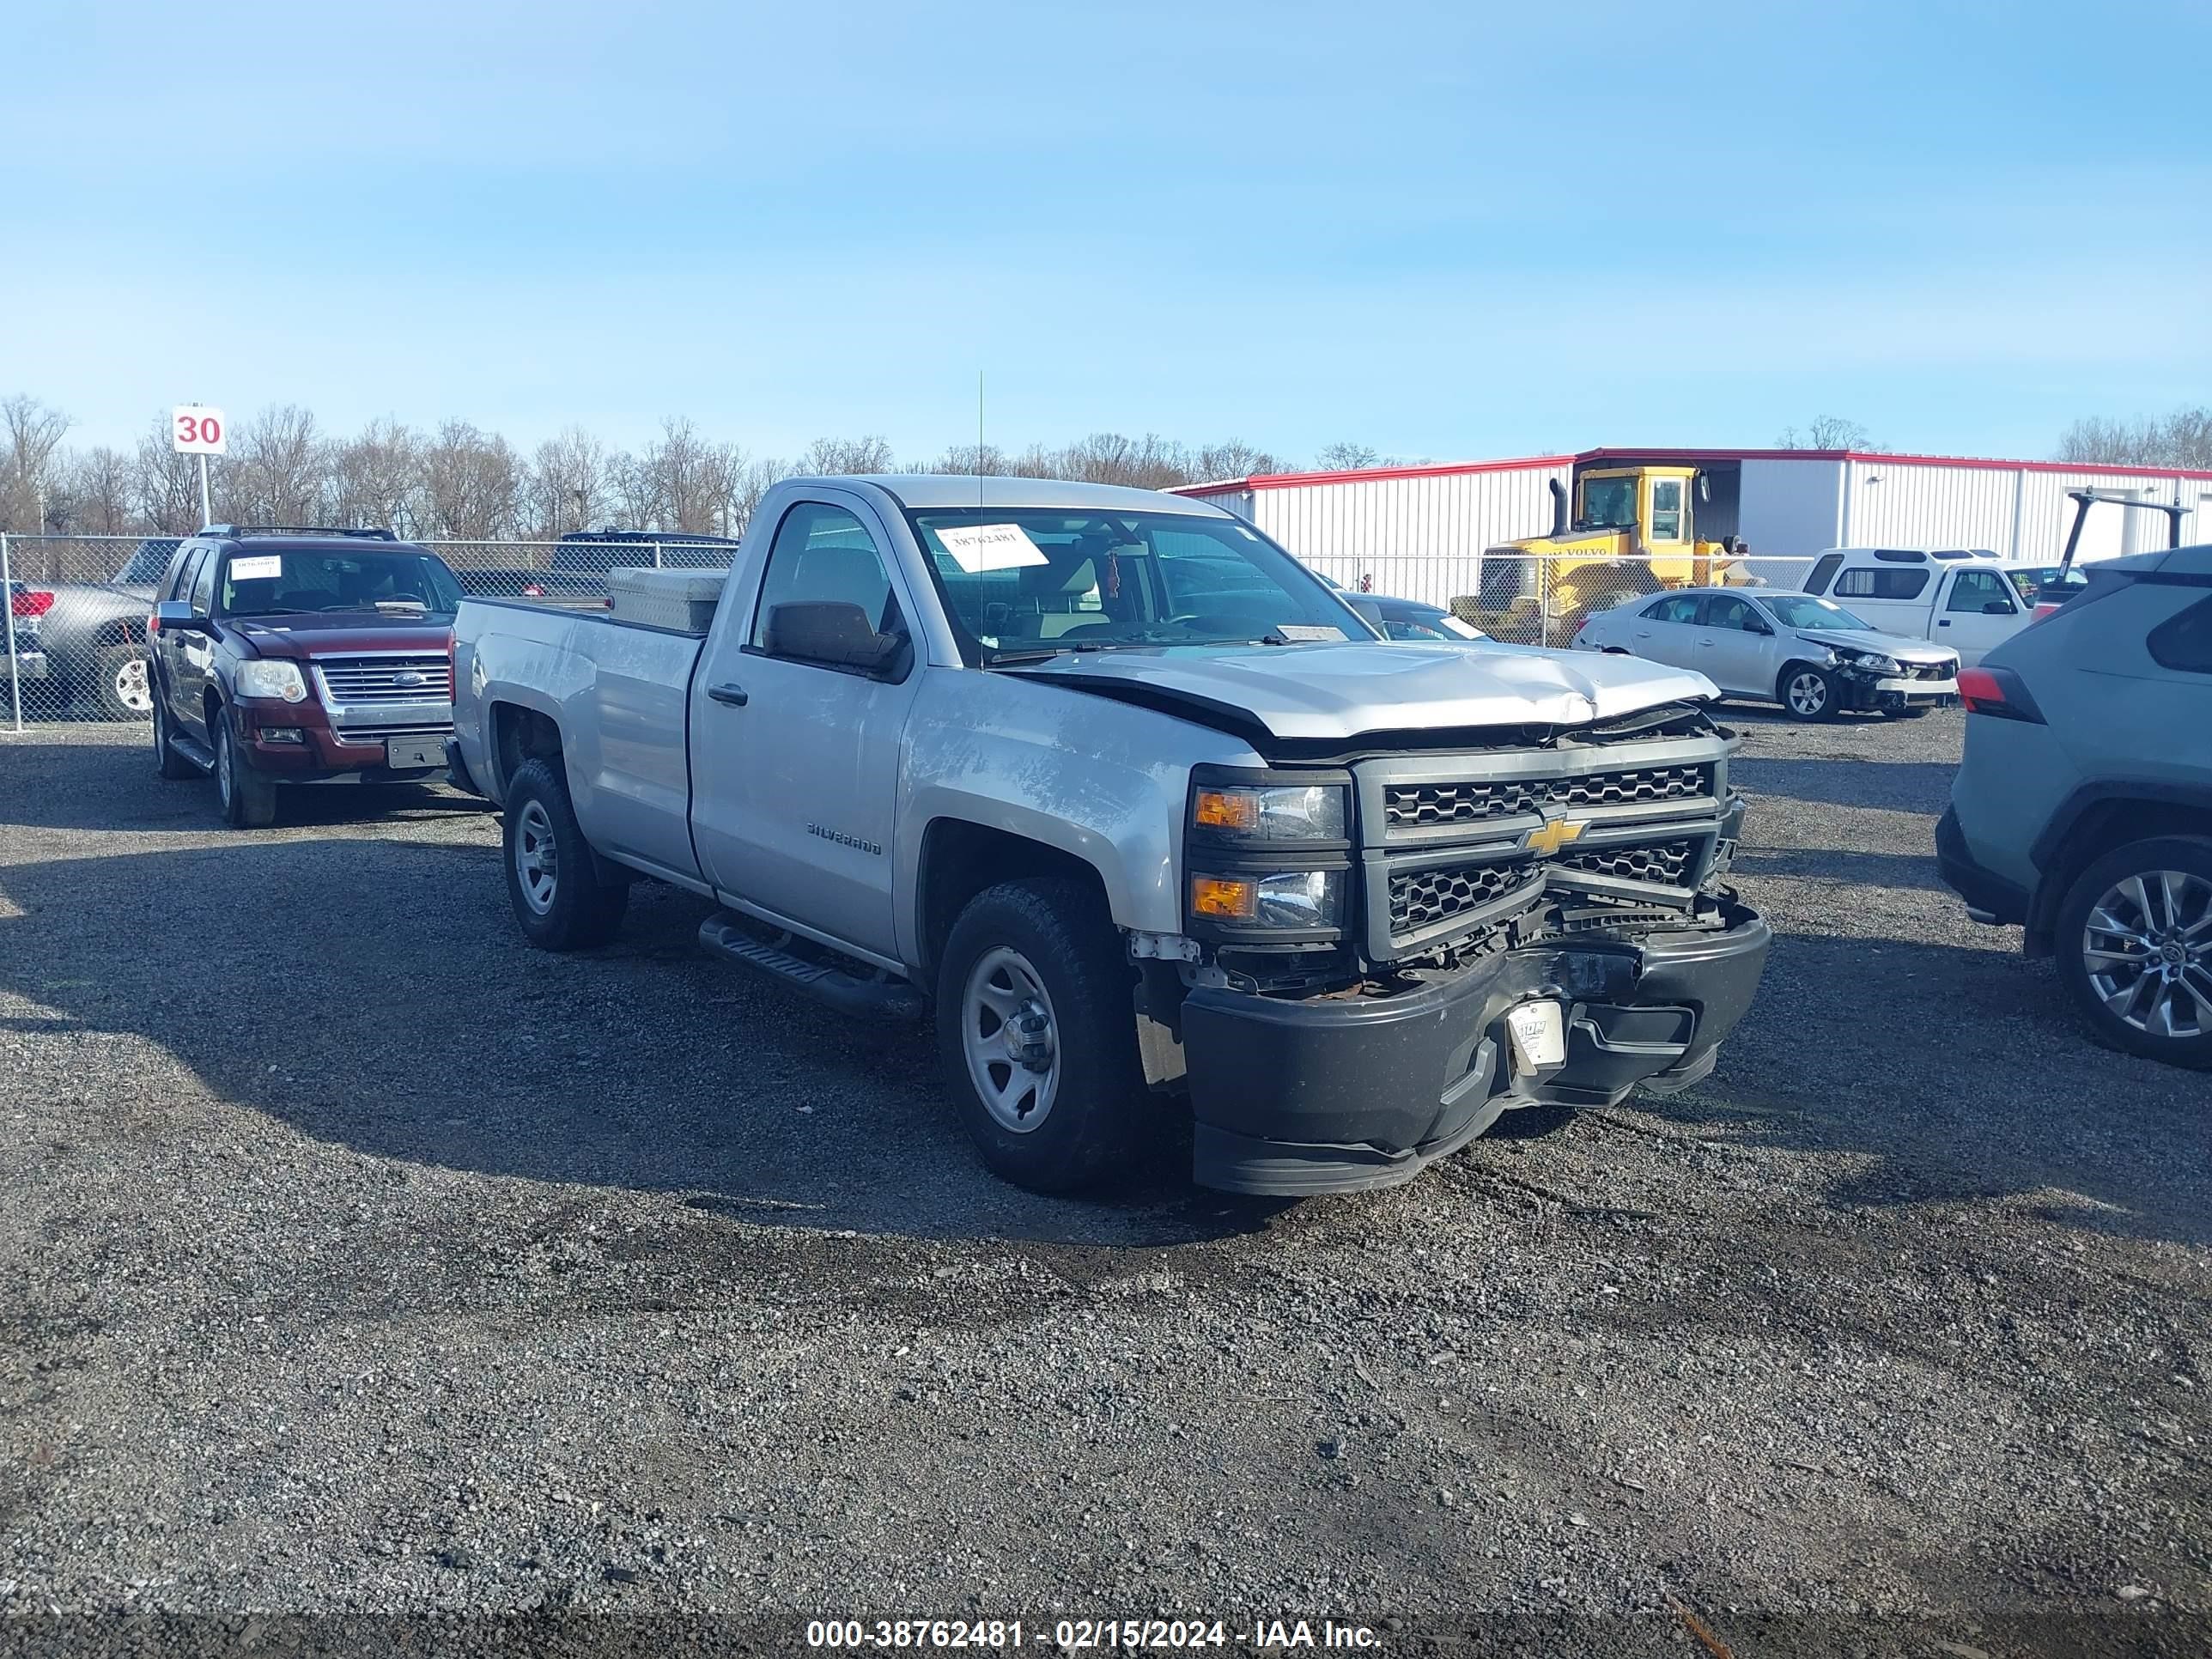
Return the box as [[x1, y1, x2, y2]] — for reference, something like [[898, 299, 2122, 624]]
[[2148, 595, 2212, 675], [162, 547, 202, 603], [187, 550, 217, 615], [1649, 478, 1684, 541], [1835, 568, 1929, 601], [750, 502, 901, 653], [1804, 552, 1844, 595], [1641, 595, 1700, 624], [1702, 596, 1757, 631], [1945, 569, 2015, 614]]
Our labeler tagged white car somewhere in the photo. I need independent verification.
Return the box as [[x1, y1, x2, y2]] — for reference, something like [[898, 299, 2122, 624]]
[[1571, 587, 1959, 721]]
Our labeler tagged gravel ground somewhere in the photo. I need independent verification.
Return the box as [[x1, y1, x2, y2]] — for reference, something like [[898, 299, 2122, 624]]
[[2, 711, 2207, 1657]]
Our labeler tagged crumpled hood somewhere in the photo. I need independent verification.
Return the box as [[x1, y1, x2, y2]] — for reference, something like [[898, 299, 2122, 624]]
[[1005, 639, 1718, 740], [1791, 627, 1956, 664]]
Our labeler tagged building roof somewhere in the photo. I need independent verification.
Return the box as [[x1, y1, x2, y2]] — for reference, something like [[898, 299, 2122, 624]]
[[1174, 447, 2212, 495]]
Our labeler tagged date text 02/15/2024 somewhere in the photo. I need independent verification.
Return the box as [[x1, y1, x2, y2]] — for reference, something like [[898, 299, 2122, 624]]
[[805, 1619, 1383, 1650]]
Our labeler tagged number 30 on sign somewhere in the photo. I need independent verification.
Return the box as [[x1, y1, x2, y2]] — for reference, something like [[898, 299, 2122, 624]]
[[172, 407, 228, 454]]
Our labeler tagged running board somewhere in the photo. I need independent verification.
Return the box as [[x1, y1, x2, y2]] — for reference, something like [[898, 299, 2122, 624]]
[[696, 913, 927, 1020], [170, 732, 216, 772]]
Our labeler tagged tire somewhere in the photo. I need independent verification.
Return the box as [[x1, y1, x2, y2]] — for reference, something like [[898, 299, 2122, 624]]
[[501, 757, 629, 951], [934, 878, 1147, 1194], [1887, 706, 1932, 720], [94, 641, 155, 721], [151, 695, 196, 779], [1778, 663, 1840, 722], [2053, 836, 2212, 1070], [214, 715, 277, 828]]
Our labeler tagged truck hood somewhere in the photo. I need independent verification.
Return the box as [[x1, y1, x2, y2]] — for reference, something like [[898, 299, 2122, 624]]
[[1004, 640, 1718, 741], [1790, 627, 1955, 663], [232, 614, 454, 659]]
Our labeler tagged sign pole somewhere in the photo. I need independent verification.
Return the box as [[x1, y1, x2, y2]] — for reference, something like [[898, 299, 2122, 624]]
[[198, 454, 211, 529], [2, 532, 23, 734]]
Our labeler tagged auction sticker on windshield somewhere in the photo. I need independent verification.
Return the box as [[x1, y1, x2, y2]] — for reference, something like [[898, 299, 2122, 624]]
[[231, 555, 283, 580], [938, 523, 1048, 574]]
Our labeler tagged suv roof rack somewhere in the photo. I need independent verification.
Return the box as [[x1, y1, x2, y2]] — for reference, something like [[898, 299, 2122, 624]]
[[198, 524, 399, 541]]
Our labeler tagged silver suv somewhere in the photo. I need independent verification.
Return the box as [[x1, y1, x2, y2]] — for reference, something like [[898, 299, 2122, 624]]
[[1938, 543, 2212, 1068]]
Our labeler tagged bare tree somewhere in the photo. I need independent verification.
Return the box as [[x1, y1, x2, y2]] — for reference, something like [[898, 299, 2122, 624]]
[[1314, 441, 1380, 472], [3, 393, 75, 531], [422, 421, 522, 540], [799, 435, 895, 476], [526, 427, 612, 538], [329, 418, 422, 533], [66, 447, 135, 533], [1193, 440, 1287, 483], [1776, 416, 1875, 451], [230, 404, 328, 523], [2056, 406, 2212, 469], [131, 414, 207, 533]]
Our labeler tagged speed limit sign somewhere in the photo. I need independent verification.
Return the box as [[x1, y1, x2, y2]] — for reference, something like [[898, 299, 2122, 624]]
[[172, 406, 228, 454]]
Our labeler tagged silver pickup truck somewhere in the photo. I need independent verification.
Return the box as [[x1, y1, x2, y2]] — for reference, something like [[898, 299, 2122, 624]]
[[447, 476, 1771, 1197]]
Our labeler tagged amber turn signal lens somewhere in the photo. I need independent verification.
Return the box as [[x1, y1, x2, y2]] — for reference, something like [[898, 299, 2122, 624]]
[[1189, 876, 1257, 921], [1192, 789, 1261, 833]]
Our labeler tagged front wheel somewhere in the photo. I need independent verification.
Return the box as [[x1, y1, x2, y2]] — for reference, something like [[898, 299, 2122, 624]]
[[1779, 664, 1840, 722], [215, 717, 276, 828], [934, 878, 1147, 1193], [501, 757, 629, 950], [2054, 836, 2212, 1070]]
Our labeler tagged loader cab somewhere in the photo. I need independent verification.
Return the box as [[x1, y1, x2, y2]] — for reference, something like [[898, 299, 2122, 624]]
[[1574, 465, 1699, 551]]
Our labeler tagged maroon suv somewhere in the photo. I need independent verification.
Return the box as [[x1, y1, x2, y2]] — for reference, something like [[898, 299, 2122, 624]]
[[147, 526, 463, 827]]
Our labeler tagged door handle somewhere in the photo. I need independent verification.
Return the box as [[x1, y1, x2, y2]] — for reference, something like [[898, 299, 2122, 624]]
[[1937, 619, 1952, 627], [708, 683, 749, 707], [1632, 630, 1651, 639]]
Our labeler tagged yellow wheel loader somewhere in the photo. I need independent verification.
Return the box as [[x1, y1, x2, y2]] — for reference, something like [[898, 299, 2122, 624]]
[[1469, 464, 1751, 647]]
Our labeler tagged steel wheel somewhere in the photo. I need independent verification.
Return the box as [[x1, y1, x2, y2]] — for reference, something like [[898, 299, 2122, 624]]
[[113, 655, 152, 714], [1786, 670, 1831, 718], [2081, 869, 2212, 1040], [514, 798, 560, 915], [961, 945, 1060, 1133]]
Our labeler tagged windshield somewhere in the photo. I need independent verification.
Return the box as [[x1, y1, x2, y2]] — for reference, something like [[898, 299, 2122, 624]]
[[1760, 593, 1873, 630], [218, 549, 464, 618], [902, 507, 1372, 661], [1578, 477, 1638, 530], [2007, 566, 2087, 601]]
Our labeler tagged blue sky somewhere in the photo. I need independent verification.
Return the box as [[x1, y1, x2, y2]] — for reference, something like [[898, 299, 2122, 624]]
[[11, 0, 2210, 466]]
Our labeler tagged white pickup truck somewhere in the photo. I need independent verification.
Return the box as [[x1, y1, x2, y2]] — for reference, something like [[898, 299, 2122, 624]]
[[1800, 546, 2030, 666], [447, 476, 1771, 1197]]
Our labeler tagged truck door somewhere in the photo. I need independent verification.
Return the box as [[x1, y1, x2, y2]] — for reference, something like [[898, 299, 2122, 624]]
[[171, 548, 219, 738], [688, 494, 922, 960], [1933, 567, 2022, 666]]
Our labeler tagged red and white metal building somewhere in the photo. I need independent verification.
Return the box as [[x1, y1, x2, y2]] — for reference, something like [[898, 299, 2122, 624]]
[[1174, 447, 2212, 607]]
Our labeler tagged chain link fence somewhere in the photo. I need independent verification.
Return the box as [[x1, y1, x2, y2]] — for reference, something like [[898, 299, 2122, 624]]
[[2, 530, 1829, 735], [0, 532, 735, 734]]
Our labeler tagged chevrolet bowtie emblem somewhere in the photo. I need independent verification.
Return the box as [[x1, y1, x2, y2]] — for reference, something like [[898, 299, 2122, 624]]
[[1523, 817, 1588, 856]]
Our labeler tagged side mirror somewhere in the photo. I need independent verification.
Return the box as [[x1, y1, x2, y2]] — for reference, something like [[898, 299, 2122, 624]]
[[153, 600, 206, 634], [1983, 600, 2014, 616], [1349, 598, 1384, 630], [765, 600, 908, 678], [1749, 618, 1774, 635], [1697, 475, 1711, 503]]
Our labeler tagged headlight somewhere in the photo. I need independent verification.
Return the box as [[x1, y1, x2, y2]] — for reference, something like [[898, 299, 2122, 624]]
[[1189, 870, 1344, 930], [1850, 653, 1902, 676], [1191, 782, 1346, 842], [235, 659, 308, 702]]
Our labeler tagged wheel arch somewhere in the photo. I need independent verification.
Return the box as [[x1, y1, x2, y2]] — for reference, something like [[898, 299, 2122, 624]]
[[915, 819, 1114, 988], [2026, 785, 2212, 953], [488, 699, 566, 797]]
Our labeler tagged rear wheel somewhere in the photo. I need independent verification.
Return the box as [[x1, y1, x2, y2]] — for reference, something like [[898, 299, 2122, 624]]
[[94, 641, 154, 721], [1779, 663, 1839, 721], [2055, 836, 2212, 1070], [502, 757, 629, 950], [215, 716, 276, 829], [935, 878, 1147, 1193]]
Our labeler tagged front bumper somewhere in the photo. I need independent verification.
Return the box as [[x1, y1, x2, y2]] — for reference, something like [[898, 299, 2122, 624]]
[[1181, 903, 1771, 1195], [1840, 671, 1955, 711], [232, 701, 453, 781]]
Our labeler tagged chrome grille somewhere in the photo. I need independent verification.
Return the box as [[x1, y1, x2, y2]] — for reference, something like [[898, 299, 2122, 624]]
[[1389, 863, 1536, 933], [1908, 661, 1954, 682], [314, 654, 453, 704], [1384, 764, 1712, 827], [331, 723, 454, 747], [1557, 839, 1697, 886]]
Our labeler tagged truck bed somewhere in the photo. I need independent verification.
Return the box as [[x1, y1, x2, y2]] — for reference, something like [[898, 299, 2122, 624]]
[[452, 597, 709, 888]]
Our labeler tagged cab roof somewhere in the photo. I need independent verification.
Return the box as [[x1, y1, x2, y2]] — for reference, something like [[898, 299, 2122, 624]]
[[839, 476, 1232, 516]]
